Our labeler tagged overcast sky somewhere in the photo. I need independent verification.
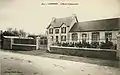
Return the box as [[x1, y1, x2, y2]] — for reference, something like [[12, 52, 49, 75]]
[[0, 0, 120, 34]]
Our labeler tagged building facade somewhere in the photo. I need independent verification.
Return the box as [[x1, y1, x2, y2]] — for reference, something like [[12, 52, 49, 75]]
[[47, 15, 120, 46]]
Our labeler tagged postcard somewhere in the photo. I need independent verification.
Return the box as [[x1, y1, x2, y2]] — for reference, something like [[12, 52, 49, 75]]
[[0, 0, 120, 75]]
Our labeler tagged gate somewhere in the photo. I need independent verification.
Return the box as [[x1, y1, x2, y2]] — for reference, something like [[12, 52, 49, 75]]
[[38, 37, 47, 50]]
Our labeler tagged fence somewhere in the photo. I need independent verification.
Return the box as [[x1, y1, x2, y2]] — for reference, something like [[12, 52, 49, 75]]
[[48, 39, 117, 50], [37, 37, 47, 50], [2, 36, 37, 50]]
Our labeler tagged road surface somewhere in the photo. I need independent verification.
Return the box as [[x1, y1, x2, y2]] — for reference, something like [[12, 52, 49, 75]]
[[0, 50, 120, 75]]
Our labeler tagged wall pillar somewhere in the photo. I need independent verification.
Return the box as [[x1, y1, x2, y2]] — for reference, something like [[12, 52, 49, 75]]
[[117, 35, 120, 60], [69, 33, 72, 42], [79, 32, 82, 42], [100, 32, 105, 43], [10, 38, 14, 49], [36, 37, 39, 50], [47, 36, 52, 51], [78, 32, 80, 42], [88, 32, 92, 43]]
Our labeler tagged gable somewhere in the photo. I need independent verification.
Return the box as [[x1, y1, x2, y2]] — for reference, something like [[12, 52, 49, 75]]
[[60, 23, 67, 28], [47, 15, 77, 29], [46, 24, 51, 29], [47, 24, 54, 29]]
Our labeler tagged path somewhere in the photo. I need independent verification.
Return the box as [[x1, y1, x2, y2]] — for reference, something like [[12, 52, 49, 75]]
[[0, 50, 120, 75]]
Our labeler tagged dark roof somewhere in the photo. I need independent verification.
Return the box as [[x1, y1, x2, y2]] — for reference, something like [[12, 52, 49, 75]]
[[47, 16, 74, 29], [70, 18, 120, 32]]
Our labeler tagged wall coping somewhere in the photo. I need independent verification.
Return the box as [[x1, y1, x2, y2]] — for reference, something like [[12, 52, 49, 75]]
[[50, 46, 116, 52], [12, 44, 36, 46], [3, 36, 34, 39]]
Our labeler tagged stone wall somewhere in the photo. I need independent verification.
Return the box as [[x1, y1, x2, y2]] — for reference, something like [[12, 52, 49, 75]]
[[49, 46, 116, 60]]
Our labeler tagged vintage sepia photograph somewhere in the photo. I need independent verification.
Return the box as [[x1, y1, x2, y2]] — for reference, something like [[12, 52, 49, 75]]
[[0, 0, 120, 75]]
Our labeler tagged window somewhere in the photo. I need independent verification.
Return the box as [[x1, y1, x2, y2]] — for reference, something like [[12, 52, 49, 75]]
[[92, 32, 100, 42], [105, 32, 112, 41], [82, 34, 87, 42], [56, 36, 58, 42], [72, 33, 78, 41], [55, 29, 59, 34], [61, 27, 66, 33], [61, 36, 66, 41], [49, 28, 53, 34]]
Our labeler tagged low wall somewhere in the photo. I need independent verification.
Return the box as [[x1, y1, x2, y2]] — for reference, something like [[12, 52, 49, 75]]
[[2, 36, 37, 50], [49, 46, 117, 60], [12, 44, 36, 50], [14, 38, 36, 45]]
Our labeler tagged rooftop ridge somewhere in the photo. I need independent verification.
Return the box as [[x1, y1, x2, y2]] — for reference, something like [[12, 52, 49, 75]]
[[78, 17, 119, 23]]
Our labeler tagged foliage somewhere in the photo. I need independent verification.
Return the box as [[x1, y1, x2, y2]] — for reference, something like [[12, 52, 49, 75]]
[[69, 42, 75, 47], [91, 42, 99, 48], [100, 41, 113, 49], [2, 28, 26, 37], [55, 41, 115, 49]]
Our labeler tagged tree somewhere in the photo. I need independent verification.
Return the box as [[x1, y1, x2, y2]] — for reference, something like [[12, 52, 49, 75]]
[[12, 28, 19, 36], [2, 28, 26, 37], [19, 29, 26, 37]]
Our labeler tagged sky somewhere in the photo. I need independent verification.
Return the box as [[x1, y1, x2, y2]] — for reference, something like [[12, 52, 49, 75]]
[[0, 0, 120, 34]]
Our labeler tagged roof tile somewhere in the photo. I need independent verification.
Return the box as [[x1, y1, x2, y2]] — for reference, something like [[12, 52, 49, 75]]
[[70, 18, 119, 32]]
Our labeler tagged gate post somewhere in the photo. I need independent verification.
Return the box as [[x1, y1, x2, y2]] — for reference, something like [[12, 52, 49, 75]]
[[36, 37, 39, 50], [47, 36, 52, 52], [117, 35, 120, 60]]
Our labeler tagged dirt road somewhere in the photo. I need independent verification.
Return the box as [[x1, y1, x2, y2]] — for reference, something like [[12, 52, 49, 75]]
[[0, 50, 120, 75], [10, 49, 119, 68]]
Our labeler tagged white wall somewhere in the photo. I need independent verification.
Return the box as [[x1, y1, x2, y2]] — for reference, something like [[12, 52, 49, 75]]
[[100, 32, 105, 43], [47, 23, 71, 44], [88, 32, 92, 43], [69, 31, 118, 44], [60, 23, 68, 43], [47, 25, 55, 44], [54, 28, 60, 42], [111, 31, 118, 44]]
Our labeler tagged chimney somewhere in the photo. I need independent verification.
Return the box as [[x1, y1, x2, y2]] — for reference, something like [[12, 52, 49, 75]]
[[72, 14, 78, 22], [72, 14, 76, 19], [52, 17, 56, 22]]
